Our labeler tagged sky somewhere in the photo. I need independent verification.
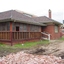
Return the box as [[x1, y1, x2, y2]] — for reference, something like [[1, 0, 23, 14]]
[[0, 0, 64, 23]]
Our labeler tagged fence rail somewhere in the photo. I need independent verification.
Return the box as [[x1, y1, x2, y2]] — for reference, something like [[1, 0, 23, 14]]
[[41, 32, 50, 40], [0, 32, 11, 40], [0, 32, 41, 41]]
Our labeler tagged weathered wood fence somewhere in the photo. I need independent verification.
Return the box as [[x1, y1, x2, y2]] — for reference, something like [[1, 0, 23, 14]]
[[0, 31, 41, 41]]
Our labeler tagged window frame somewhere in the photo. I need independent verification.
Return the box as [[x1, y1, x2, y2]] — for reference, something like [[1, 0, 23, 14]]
[[55, 25, 59, 33]]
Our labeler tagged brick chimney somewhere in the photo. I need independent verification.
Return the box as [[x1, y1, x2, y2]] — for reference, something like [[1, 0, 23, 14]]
[[48, 9, 51, 18]]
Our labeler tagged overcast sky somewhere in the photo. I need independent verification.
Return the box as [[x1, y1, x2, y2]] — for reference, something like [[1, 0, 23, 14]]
[[0, 0, 63, 23]]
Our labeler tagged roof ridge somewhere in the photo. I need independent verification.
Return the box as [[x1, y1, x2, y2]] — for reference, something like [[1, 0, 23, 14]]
[[0, 10, 14, 13]]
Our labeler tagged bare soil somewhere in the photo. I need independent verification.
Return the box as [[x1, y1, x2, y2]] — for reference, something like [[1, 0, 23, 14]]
[[0, 40, 64, 59], [25, 40, 64, 59]]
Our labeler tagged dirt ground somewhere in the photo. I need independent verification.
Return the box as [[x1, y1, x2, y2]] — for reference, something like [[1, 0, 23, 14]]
[[0, 40, 64, 64], [25, 40, 64, 59], [0, 40, 64, 59]]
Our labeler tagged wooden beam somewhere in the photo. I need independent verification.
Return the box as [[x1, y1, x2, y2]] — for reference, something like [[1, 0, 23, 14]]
[[10, 22, 13, 32], [10, 22, 13, 46]]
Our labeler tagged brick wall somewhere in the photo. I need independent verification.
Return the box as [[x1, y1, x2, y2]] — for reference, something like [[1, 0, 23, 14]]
[[42, 24, 61, 40]]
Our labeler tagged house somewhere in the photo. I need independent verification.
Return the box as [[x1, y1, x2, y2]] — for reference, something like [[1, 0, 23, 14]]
[[0, 10, 62, 45], [34, 16, 62, 39], [60, 20, 64, 36]]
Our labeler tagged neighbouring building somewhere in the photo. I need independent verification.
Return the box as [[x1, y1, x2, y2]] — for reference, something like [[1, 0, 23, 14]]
[[61, 20, 64, 36]]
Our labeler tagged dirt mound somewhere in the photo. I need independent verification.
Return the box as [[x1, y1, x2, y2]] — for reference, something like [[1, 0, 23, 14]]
[[25, 40, 64, 59]]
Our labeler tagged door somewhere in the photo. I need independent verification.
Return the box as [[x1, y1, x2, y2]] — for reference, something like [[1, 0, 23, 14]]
[[16, 26, 19, 31]]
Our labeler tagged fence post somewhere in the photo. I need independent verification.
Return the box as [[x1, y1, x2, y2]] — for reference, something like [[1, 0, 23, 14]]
[[10, 32, 13, 46], [48, 34, 50, 41], [29, 32, 30, 39], [10, 22, 13, 46]]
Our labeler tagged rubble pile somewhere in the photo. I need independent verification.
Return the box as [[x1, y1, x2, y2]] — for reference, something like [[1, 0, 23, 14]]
[[0, 51, 64, 64]]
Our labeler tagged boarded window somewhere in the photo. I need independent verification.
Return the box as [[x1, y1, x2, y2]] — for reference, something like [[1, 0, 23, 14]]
[[20, 24, 28, 32], [30, 25, 40, 32], [12, 22, 40, 32], [23, 24, 27, 32], [7, 22, 10, 31], [0, 23, 8, 31], [12, 23, 28, 32], [20, 24, 24, 31], [55, 25, 59, 33]]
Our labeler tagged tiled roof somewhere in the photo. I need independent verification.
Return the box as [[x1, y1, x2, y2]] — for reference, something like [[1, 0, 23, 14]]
[[0, 10, 62, 25], [33, 16, 62, 25], [0, 10, 46, 26]]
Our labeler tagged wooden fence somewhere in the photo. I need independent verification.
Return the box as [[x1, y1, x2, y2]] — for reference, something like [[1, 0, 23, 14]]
[[0, 32, 41, 41]]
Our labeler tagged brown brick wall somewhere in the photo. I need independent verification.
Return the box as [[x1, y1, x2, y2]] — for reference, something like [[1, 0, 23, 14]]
[[53, 26, 61, 39], [42, 24, 61, 40]]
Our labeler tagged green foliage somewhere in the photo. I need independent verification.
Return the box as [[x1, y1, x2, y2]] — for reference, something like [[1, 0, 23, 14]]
[[0, 40, 49, 48], [0, 40, 49, 57], [13, 40, 49, 48], [59, 36, 64, 40]]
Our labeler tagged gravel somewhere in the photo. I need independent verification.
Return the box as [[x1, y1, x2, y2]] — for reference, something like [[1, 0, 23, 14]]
[[0, 51, 64, 64]]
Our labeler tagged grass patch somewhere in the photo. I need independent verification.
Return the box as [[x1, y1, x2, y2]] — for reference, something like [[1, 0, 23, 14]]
[[0, 40, 49, 48], [0, 40, 49, 57], [13, 40, 49, 48], [59, 36, 64, 40]]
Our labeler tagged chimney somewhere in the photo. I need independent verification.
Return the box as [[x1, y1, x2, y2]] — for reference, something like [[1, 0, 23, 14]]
[[48, 9, 51, 18]]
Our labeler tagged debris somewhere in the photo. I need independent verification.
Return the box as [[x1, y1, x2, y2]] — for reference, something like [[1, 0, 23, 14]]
[[0, 51, 64, 64]]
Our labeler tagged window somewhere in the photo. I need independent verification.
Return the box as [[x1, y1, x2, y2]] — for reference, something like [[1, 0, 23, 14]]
[[20, 24, 27, 32], [7, 23, 10, 31], [55, 26, 58, 33], [2, 26, 5, 31], [16, 26, 19, 31], [23, 25, 27, 31], [30, 25, 40, 32], [1, 23, 6, 31]]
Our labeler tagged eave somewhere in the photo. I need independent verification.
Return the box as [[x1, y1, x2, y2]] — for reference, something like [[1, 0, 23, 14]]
[[0, 18, 46, 26]]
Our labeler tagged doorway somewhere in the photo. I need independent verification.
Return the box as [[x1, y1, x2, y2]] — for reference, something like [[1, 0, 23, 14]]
[[16, 26, 19, 31]]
